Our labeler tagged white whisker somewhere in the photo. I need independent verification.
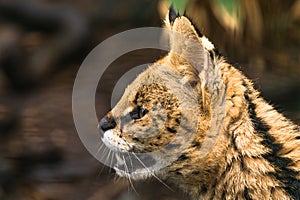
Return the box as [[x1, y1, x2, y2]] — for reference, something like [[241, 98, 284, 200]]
[[96, 143, 105, 156], [127, 152, 134, 175], [96, 144, 109, 177], [107, 150, 114, 175], [131, 152, 174, 192], [122, 154, 139, 195]]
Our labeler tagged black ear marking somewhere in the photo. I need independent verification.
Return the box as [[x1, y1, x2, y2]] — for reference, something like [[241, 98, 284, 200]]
[[169, 4, 179, 23]]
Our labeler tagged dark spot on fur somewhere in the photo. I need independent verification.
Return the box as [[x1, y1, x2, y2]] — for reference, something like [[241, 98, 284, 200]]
[[221, 190, 226, 200], [132, 137, 144, 144], [244, 87, 300, 199], [209, 50, 215, 61], [242, 80, 248, 88], [210, 160, 234, 199], [199, 184, 208, 193], [231, 136, 238, 151], [176, 171, 182, 175], [177, 154, 188, 161], [172, 167, 184, 176], [270, 187, 275, 195], [244, 187, 252, 200], [192, 170, 200, 175], [296, 136, 300, 140], [157, 136, 161, 140], [241, 159, 247, 171], [167, 114, 172, 120], [192, 141, 200, 147], [167, 127, 177, 133]]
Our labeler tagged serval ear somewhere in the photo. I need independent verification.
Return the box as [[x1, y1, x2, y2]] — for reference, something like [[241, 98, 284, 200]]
[[165, 8, 225, 108]]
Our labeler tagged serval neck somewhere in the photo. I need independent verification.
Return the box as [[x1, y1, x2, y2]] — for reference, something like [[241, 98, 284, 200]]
[[162, 61, 299, 199]]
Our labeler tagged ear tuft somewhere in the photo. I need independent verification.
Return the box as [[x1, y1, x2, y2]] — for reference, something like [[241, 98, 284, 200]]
[[169, 4, 179, 24]]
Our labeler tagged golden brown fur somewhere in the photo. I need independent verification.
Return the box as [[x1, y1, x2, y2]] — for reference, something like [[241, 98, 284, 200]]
[[99, 10, 300, 200]]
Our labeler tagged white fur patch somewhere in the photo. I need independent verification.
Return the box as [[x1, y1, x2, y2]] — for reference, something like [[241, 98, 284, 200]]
[[102, 129, 132, 152], [124, 106, 134, 116], [201, 36, 215, 51]]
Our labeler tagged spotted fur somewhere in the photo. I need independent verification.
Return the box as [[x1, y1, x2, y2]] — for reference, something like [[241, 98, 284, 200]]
[[99, 9, 300, 200]]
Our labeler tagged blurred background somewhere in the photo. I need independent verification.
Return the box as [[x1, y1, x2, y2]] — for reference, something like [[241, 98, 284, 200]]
[[0, 0, 299, 199]]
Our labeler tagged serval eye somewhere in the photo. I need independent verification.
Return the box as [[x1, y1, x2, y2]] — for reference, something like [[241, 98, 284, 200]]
[[130, 106, 148, 120]]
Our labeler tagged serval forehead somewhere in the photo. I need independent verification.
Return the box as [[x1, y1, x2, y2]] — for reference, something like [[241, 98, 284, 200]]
[[112, 63, 185, 112], [126, 64, 183, 91], [111, 64, 178, 113]]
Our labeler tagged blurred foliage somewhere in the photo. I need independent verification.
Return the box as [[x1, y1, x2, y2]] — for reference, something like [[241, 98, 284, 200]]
[[159, 0, 299, 77], [166, 0, 191, 15], [212, 0, 242, 32], [214, 0, 239, 15], [159, 0, 299, 118]]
